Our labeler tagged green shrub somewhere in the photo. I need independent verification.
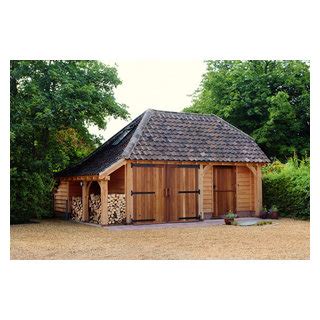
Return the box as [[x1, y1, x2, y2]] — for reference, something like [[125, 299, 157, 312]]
[[224, 211, 237, 219], [256, 221, 272, 226], [10, 168, 55, 224], [262, 157, 310, 219]]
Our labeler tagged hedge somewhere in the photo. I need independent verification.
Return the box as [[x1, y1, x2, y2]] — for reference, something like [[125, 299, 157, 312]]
[[262, 157, 310, 219]]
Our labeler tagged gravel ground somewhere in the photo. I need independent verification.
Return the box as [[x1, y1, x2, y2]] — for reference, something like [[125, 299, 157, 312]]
[[10, 218, 309, 260]]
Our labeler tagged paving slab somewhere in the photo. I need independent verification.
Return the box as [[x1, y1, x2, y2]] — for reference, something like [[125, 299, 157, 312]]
[[104, 217, 265, 231]]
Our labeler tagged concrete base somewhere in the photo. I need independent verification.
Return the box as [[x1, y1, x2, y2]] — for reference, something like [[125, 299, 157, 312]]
[[104, 217, 265, 231]]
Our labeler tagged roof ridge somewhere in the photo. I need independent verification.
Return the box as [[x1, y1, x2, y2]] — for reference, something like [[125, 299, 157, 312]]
[[209, 113, 256, 143], [122, 109, 154, 158], [148, 108, 215, 117], [149, 108, 256, 142]]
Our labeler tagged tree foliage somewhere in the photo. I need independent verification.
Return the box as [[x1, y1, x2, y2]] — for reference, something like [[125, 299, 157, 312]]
[[10, 60, 128, 223], [184, 60, 310, 160]]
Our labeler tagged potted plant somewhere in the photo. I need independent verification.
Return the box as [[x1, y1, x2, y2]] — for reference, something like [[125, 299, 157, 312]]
[[260, 206, 268, 219], [224, 211, 237, 225], [269, 205, 279, 219]]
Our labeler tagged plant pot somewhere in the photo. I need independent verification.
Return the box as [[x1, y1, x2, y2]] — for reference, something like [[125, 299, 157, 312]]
[[270, 211, 278, 219], [260, 211, 268, 219], [224, 218, 234, 225]]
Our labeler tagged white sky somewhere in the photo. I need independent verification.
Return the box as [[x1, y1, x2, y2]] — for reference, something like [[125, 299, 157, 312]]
[[89, 60, 206, 140]]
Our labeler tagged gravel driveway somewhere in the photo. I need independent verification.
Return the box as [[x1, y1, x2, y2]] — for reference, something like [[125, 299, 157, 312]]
[[10, 218, 310, 260]]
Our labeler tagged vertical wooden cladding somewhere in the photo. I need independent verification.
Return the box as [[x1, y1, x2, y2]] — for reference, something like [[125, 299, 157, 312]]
[[213, 166, 236, 216], [202, 165, 257, 218], [166, 165, 199, 221], [130, 163, 199, 223], [237, 166, 255, 213], [132, 164, 166, 223]]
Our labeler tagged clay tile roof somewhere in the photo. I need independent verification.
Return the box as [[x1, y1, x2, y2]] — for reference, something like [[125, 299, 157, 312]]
[[56, 109, 269, 177]]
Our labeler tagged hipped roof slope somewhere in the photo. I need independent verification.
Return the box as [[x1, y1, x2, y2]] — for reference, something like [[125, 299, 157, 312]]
[[56, 109, 269, 177]]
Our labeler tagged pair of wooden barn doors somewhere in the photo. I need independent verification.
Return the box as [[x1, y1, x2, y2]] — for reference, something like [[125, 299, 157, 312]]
[[131, 164, 237, 223], [131, 163, 199, 223]]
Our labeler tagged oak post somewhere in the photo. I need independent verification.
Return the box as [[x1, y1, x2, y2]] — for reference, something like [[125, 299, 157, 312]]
[[82, 181, 89, 222], [199, 164, 204, 220], [100, 179, 109, 225], [235, 166, 238, 213], [125, 163, 133, 224]]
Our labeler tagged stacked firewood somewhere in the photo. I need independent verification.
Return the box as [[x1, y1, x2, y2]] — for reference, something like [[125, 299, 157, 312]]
[[71, 194, 126, 224], [71, 197, 83, 221], [89, 194, 102, 224], [107, 194, 126, 224]]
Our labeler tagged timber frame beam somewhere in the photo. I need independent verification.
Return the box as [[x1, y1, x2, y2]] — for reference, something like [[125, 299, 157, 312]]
[[130, 159, 268, 167], [61, 175, 109, 182], [99, 159, 127, 179], [246, 164, 257, 176]]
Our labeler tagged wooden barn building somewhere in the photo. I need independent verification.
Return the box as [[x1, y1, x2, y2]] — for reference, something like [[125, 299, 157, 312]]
[[54, 109, 269, 225]]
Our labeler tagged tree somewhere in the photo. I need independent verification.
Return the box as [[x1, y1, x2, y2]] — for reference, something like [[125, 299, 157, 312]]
[[184, 60, 310, 160], [10, 60, 128, 223]]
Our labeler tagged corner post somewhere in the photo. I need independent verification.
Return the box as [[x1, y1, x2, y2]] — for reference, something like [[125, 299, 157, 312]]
[[199, 164, 204, 220], [235, 166, 238, 214], [82, 181, 89, 222], [125, 163, 133, 224], [100, 179, 109, 225], [255, 165, 263, 216]]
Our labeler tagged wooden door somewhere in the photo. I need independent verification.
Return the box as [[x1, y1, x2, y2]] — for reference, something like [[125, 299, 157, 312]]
[[166, 165, 199, 222], [131, 164, 166, 223], [213, 166, 236, 217]]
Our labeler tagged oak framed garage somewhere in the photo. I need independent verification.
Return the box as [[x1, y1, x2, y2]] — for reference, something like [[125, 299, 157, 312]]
[[54, 109, 269, 225]]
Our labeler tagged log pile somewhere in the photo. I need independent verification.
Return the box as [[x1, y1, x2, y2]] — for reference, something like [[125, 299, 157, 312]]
[[71, 194, 126, 224], [89, 194, 102, 224], [107, 194, 126, 224], [71, 197, 83, 221]]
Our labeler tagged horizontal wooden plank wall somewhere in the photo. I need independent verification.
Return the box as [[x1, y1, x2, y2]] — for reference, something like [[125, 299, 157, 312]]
[[54, 181, 69, 212], [256, 166, 263, 216], [203, 166, 213, 213], [251, 169, 256, 212]]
